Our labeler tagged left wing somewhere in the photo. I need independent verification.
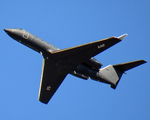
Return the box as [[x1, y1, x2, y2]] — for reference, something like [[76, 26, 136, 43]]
[[50, 36, 124, 68], [38, 58, 68, 104]]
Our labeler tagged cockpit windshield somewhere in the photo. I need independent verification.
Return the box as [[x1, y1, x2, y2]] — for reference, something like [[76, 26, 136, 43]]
[[14, 28, 23, 30]]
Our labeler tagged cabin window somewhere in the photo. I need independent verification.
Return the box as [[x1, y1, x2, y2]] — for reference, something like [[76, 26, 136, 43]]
[[35, 36, 38, 39]]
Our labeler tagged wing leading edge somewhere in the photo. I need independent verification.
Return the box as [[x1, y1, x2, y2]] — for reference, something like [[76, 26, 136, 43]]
[[38, 58, 68, 104]]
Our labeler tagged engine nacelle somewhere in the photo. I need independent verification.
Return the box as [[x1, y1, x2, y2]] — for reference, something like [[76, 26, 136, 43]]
[[83, 57, 102, 70]]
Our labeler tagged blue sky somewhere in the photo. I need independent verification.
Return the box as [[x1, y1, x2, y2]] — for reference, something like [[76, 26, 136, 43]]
[[0, 0, 150, 119]]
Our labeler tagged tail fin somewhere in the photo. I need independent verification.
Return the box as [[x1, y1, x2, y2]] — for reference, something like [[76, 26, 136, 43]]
[[100, 60, 146, 89]]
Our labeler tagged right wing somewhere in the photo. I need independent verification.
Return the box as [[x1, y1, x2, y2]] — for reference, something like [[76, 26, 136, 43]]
[[38, 58, 68, 104]]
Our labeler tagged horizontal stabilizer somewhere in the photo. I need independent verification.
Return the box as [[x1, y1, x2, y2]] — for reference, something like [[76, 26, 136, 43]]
[[100, 60, 146, 89], [111, 60, 146, 89], [113, 60, 147, 72]]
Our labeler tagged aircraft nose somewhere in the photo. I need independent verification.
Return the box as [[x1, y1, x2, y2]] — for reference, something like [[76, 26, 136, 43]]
[[4, 29, 13, 33], [4, 29, 18, 39]]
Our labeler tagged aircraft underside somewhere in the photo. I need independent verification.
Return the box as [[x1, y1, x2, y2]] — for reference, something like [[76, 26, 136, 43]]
[[4, 28, 146, 104]]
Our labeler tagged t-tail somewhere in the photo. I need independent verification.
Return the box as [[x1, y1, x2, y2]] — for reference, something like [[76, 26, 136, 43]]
[[99, 60, 146, 89]]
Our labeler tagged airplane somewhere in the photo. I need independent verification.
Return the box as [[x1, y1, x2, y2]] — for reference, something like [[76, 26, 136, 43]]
[[4, 28, 146, 104]]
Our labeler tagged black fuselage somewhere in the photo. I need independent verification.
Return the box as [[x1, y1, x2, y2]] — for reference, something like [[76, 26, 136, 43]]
[[4, 28, 111, 84]]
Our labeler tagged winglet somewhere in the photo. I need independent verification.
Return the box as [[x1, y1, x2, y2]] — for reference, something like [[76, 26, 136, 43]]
[[117, 34, 128, 40]]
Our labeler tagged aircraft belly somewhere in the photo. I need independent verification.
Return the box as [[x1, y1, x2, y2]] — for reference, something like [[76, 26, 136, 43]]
[[4, 28, 146, 104], [76, 64, 98, 80]]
